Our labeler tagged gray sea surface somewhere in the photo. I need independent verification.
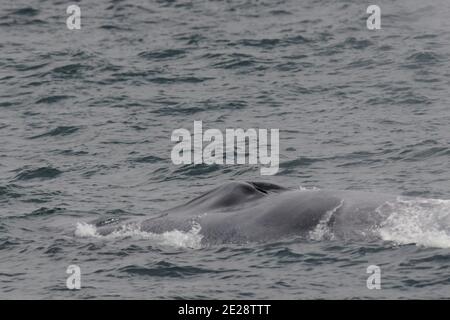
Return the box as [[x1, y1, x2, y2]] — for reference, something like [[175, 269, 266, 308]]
[[0, 0, 449, 299]]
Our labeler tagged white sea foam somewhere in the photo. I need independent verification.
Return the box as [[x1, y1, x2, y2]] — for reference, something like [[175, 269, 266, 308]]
[[298, 186, 321, 191], [75, 221, 203, 249], [309, 200, 344, 241], [378, 198, 450, 248]]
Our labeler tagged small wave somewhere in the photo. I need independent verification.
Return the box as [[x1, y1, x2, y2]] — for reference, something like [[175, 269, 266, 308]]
[[172, 163, 224, 177], [284, 35, 312, 45], [378, 198, 450, 249], [14, 167, 62, 181], [26, 207, 64, 218], [237, 38, 280, 49], [50, 64, 88, 78], [10, 7, 39, 16], [281, 157, 324, 169], [29, 126, 80, 139], [35, 95, 72, 105], [151, 105, 205, 115], [337, 37, 372, 50], [119, 262, 218, 278], [138, 49, 186, 60], [147, 76, 210, 84], [130, 155, 164, 164], [0, 184, 22, 199], [75, 221, 203, 249], [406, 51, 441, 64]]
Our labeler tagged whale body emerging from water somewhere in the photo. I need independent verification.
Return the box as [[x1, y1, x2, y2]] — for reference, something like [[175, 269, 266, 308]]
[[95, 181, 407, 244]]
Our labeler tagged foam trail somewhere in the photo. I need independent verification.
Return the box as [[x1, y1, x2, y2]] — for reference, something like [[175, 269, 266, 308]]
[[75, 221, 203, 249], [309, 200, 344, 241], [378, 198, 450, 248]]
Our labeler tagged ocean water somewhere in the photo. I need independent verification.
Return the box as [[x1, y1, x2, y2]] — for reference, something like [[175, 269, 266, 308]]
[[0, 0, 449, 299]]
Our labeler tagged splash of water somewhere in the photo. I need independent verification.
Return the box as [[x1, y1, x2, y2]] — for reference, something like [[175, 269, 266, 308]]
[[378, 198, 450, 248], [298, 186, 321, 191], [75, 221, 203, 249], [309, 200, 344, 241]]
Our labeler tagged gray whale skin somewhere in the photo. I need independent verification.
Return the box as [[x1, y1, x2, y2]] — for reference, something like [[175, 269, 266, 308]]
[[97, 181, 399, 244]]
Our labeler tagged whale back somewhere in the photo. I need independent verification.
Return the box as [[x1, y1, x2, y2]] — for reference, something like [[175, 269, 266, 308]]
[[165, 181, 288, 216], [98, 182, 398, 244]]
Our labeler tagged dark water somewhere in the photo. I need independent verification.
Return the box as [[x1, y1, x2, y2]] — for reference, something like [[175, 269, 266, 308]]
[[1, 0, 449, 299]]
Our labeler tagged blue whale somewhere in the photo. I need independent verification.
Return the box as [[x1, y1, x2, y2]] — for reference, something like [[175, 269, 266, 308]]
[[95, 181, 402, 244]]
